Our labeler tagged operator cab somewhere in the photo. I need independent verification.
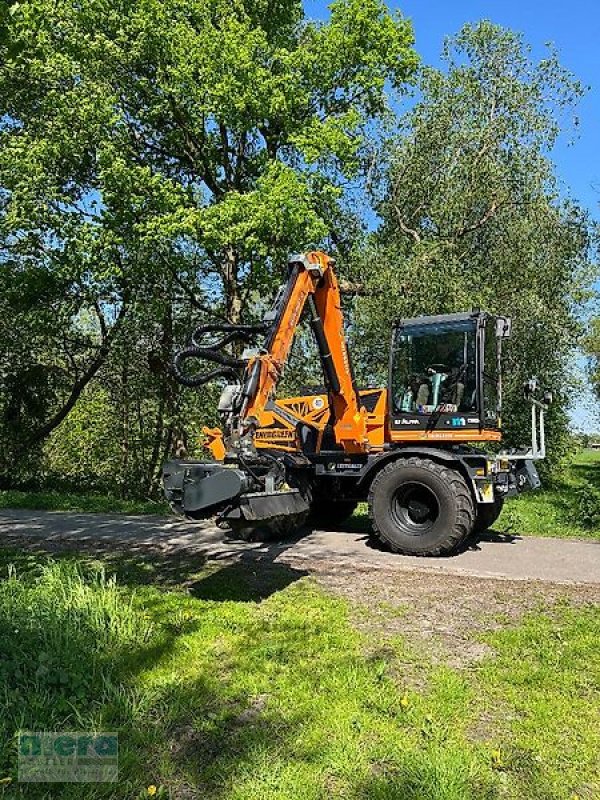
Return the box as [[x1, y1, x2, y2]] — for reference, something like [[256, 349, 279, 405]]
[[389, 311, 509, 434]]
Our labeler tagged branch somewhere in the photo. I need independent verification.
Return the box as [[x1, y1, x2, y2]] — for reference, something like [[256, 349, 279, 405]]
[[393, 203, 422, 244], [172, 272, 221, 319], [61, 334, 80, 381], [338, 280, 370, 296], [219, 123, 232, 184], [93, 300, 108, 342], [234, 130, 248, 190], [258, 124, 281, 159], [166, 95, 222, 197], [21, 300, 129, 451], [453, 200, 500, 239]]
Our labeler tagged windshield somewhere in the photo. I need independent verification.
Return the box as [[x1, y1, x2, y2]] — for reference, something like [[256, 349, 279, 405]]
[[391, 321, 478, 414]]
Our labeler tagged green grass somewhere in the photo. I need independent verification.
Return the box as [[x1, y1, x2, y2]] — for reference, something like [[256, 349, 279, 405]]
[[0, 549, 598, 799], [496, 449, 600, 540], [479, 604, 600, 799], [0, 490, 169, 515]]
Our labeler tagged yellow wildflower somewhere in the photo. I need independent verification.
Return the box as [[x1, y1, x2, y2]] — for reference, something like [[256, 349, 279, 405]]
[[147, 787, 157, 797], [400, 692, 409, 709]]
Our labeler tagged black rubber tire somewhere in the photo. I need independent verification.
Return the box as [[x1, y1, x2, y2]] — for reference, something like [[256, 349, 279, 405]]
[[368, 457, 475, 556], [305, 477, 357, 529], [309, 499, 358, 528], [472, 497, 505, 534]]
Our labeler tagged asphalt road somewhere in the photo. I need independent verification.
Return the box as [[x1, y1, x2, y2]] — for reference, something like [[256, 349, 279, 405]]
[[1, 508, 599, 585]]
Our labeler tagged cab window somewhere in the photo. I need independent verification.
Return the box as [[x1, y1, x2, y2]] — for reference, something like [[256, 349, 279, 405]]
[[391, 321, 477, 414]]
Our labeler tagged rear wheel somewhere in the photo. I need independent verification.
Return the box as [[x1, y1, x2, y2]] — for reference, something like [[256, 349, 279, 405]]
[[309, 499, 358, 528], [473, 497, 504, 534], [368, 457, 475, 556], [227, 511, 309, 542]]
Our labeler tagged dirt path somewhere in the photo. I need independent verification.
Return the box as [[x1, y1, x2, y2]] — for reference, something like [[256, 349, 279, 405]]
[[1, 508, 599, 585]]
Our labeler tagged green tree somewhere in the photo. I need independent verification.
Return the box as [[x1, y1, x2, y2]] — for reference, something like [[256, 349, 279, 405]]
[[0, 0, 417, 486], [583, 315, 600, 401], [353, 21, 595, 475]]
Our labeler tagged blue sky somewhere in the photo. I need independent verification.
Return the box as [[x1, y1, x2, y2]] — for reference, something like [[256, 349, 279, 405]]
[[307, 0, 600, 212], [306, 0, 600, 432]]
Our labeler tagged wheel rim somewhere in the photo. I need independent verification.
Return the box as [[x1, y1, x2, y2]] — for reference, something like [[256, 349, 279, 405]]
[[391, 481, 440, 535]]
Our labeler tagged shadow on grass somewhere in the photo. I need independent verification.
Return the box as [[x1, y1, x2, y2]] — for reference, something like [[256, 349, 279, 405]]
[[187, 559, 309, 602], [0, 565, 197, 798], [0, 539, 309, 606], [0, 548, 311, 798]]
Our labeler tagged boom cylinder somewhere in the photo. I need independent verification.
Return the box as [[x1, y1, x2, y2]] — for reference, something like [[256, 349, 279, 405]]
[[307, 295, 341, 394]]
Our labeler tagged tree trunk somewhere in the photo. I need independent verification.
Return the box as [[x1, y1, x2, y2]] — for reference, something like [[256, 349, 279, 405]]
[[147, 299, 176, 497], [222, 245, 242, 324], [121, 360, 130, 498]]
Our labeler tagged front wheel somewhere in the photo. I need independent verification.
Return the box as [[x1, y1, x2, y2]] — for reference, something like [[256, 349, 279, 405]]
[[368, 457, 475, 556]]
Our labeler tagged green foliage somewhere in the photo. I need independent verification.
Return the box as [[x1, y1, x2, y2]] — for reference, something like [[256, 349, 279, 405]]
[[575, 484, 600, 529], [0, 490, 168, 514], [43, 386, 122, 490], [496, 448, 600, 538], [1, 0, 416, 305], [0, 0, 416, 489], [583, 314, 600, 403]]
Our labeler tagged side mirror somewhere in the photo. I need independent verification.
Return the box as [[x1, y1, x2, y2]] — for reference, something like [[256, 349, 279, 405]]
[[523, 377, 539, 399], [496, 316, 512, 338]]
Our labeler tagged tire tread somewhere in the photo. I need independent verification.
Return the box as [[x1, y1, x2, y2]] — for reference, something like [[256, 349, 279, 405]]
[[368, 456, 475, 556]]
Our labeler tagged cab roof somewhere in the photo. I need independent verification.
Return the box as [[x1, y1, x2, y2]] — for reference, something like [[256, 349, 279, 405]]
[[393, 311, 489, 336]]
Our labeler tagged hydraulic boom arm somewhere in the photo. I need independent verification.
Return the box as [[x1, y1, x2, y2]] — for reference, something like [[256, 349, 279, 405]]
[[239, 252, 367, 452]]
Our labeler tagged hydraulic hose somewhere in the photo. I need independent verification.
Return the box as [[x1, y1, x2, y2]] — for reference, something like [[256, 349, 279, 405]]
[[170, 321, 268, 388]]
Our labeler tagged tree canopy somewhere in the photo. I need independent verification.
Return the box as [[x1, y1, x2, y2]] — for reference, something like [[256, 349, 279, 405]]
[[350, 21, 596, 472], [0, 0, 416, 486], [584, 317, 600, 405]]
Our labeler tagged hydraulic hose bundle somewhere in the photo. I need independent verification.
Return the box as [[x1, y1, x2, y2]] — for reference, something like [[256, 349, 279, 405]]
[[171, 322, 268, 387]]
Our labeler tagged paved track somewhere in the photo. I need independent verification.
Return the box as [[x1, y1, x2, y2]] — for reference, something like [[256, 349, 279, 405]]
[[1, 509, 599, 585]]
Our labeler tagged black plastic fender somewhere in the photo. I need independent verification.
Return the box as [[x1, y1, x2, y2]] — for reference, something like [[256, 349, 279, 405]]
[[356, 447, 485, 490]]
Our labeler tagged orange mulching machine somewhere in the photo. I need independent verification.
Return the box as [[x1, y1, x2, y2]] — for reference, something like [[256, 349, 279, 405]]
[[164, 251, 549, 555]]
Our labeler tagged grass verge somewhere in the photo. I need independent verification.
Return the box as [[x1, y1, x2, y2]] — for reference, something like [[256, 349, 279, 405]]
[[0, 548, 598, 799], [0, 490, 169, 515], [496, 449, 600, 540]]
